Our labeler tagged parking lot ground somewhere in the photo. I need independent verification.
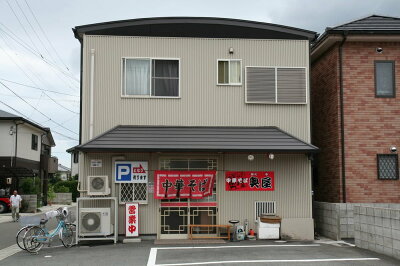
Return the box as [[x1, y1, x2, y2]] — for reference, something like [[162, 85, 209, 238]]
[[1, 240, 399, 266]]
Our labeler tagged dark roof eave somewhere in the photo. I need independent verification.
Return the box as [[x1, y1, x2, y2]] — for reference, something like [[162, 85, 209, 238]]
[[73, 17, 317, 41], [75, 147, 319, 153]]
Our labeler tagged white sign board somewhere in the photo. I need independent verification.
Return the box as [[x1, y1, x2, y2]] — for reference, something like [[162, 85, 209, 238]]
[[115, 161, 148, 183], [125, 203, 139, 237], [90, 159, 102, 167]]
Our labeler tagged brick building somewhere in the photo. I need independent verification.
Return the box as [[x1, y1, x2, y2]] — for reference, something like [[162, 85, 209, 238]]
[[311, 15, 400, 203]]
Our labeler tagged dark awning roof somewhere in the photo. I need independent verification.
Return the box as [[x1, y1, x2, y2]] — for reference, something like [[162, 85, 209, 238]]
[[0, 167, 35, 178], [73, 17, 317, 42], [75, 126, 318, 153]]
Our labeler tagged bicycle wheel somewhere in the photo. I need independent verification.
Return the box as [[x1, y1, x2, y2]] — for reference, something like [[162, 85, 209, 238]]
[[61, 223, 76, 248], [23, 226, 45, 253], [16, 225, 33, 250]]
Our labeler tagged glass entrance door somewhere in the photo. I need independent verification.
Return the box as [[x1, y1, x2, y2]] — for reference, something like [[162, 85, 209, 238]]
[[159, 158, 217, 239]]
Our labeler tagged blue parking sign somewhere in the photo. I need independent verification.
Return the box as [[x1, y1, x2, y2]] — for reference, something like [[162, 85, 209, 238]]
[[116, 163, 132, 182]]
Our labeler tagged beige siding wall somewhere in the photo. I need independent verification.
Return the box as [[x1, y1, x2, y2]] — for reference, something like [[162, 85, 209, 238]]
[[81, 35, 311, 143], [79, 152, 312, 239]]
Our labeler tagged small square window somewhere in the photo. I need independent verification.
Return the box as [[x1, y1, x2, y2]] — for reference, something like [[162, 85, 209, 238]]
[[31, 134, 38, 151], [377, 154, 399, 180], [217, 60, 242, 85], [375, 61, 395, 97]]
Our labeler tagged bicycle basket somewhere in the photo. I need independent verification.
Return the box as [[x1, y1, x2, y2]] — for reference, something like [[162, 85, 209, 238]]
[[19, 215, 41, 227]]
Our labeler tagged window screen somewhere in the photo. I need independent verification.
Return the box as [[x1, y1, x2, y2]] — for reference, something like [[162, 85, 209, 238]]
[[152, 59, 179, 96], [377, 154, 399, 180], [375, 61, 395, 97]]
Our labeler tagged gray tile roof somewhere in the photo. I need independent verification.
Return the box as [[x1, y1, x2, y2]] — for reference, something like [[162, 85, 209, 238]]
[[330, 15, 400, 32], [76, 126, 318, 153], [0, 109, 20, 118]]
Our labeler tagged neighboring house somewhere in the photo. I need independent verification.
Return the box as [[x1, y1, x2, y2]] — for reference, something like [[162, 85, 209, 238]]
[[71, 17, 318, 240], [311, 15, 400, 203], [57, 164, 71, 181], [0, 109, 57, 204]]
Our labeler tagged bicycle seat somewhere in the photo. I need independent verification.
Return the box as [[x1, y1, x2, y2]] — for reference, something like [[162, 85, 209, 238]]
[[40, 219, 48, 225]]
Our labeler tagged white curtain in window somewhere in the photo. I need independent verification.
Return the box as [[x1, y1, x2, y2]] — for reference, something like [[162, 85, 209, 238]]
[[229, 61, 241, 84], [125, 59, 150, 95]]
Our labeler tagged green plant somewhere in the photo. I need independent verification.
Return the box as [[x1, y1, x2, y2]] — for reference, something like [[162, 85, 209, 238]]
[[53, 180, 79, 202], [54, 185, 69, 193], [47, 185, 56, 203], [19, 178, 40, 194]]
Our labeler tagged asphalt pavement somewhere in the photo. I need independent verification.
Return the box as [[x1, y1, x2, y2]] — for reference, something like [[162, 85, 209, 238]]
[[0, 239, 399, 266]]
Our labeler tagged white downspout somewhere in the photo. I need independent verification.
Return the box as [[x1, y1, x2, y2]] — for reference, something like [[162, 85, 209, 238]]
[[89, 49, 95, 139]]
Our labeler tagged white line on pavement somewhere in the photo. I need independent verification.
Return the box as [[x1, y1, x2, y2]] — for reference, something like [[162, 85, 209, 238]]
[[0, 244, 22, 261], [147, 248, 158, 266], [155, 258, 380, 266], [155, 244, 320, 250]]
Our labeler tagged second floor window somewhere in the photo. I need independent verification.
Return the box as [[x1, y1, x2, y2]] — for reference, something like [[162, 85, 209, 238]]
[[218, 59, 242, 85], [122, 58, 179, 97], [31, 134, 38, 151], [375, 61, 395, 97]]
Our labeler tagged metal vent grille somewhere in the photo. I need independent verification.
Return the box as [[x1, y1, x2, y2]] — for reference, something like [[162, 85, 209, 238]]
[[378, 154, 399, 180], [246, 67, 276, 103], [277, 68, 307, 103], [255, 201, 276, 220], [120, 183, 148, 204]]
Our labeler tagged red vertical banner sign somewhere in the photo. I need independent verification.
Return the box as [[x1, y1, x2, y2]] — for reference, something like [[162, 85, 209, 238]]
[[154, 171, 216, 199], [125, 203, 139, 237], [225, 171, 275, 191]]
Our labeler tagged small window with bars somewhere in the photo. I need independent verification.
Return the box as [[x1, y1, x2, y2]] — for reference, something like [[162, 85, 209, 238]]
[[119, 183, 148, 204], [255, 201, 276, 221], [377, 154, 399, 180]]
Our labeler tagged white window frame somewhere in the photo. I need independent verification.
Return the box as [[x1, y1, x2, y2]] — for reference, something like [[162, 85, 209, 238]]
[[121, 57, 181, 99], [217, 59, 242, 86], [245, 66, 308, 105]]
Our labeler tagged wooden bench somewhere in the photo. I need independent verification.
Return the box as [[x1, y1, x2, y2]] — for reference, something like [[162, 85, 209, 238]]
[[189, 224, 231, 240]]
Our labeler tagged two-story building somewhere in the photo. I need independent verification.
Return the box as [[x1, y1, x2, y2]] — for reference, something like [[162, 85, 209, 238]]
[[0, 109, 56, 205], [311, 15, 400, 203], [72, 17, 318, 240]]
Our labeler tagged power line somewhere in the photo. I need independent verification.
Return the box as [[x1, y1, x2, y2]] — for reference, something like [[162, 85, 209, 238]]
[[0, 81, 79, 135], [0, 99, 79, 142], [0, 92, 79, 103], [0, 41, 79, 114], [6, 0, 41, 55], [0, 78, 79, 97], [24, 0, 71, 71]]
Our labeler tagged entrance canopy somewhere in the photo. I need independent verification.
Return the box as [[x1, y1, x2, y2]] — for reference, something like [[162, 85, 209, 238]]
[[75, 126, 318, 153]]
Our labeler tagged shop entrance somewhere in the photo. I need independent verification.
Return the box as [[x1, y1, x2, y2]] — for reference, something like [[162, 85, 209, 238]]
[[159, 158, 217, 239]]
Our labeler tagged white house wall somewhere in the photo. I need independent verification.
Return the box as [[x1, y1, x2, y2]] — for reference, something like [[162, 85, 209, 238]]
[[0, 121, 15, 158], [16, 123, 42, 162]]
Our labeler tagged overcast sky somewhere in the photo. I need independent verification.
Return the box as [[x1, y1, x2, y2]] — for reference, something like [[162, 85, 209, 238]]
[[0, 0, 399, 167]]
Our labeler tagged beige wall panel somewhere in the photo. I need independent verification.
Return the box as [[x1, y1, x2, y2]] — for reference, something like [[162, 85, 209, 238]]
[[79, 152, 312, 236], [81, 36, 310, 144], [218, 154, 312, 232]]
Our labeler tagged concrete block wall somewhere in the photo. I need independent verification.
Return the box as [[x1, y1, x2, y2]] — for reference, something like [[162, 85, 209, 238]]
[[314, 202, 400, 240], [314, 201, 340, 240], [21, 194, 37, 213], [53, 193, 72, 205], [354, 206, 400, 260]]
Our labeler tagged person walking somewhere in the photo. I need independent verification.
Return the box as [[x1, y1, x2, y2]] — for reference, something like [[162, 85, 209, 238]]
[[10, 190, 22, 222]]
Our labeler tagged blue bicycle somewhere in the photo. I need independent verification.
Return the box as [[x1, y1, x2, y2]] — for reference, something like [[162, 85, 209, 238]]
[[23, 208, 75, 253]]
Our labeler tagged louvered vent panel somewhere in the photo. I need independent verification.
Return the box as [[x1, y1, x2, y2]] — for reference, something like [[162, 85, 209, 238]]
[[255, 201, 276, 220], [246, 67, 276, 103], [277, 68, 306, 103]]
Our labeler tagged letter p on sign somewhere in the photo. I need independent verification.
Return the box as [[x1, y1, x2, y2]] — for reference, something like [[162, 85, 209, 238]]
[[116, 163, 132, 182]]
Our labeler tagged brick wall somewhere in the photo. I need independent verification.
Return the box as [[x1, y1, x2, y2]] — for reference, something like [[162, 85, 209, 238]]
[[311, 45, 343, 202], [342, 42, 400, 202]]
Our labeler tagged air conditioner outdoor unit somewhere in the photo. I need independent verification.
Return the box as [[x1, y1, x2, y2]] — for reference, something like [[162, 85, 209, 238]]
[[87, 176, 110, 195], [79, 208, 113, 236]]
